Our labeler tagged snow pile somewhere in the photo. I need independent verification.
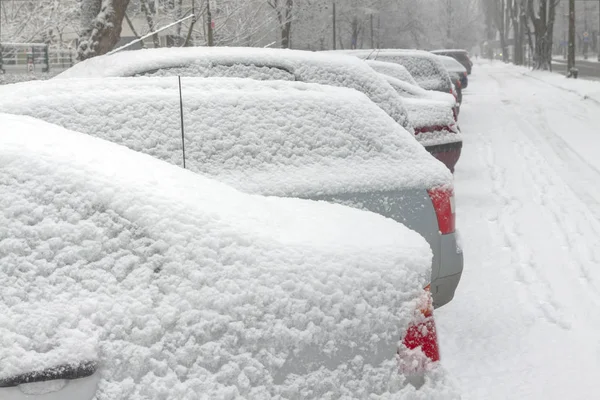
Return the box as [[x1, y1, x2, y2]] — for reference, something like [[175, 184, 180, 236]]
[[0, 113, 460, 399], [55, 46, 412, 131], [366, 60, 419, 86], [0, 77, 452, 197]]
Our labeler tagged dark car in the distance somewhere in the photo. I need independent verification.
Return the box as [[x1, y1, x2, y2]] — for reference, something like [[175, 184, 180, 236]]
[[431, 49, 473, 75]]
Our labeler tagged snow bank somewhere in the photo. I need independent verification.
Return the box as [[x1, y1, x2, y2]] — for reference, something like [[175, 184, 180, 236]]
[[0, 113, 459, 399], [0, 77, 452, 196], [366, 60, 419, 86], [55, 46, 412, 131]]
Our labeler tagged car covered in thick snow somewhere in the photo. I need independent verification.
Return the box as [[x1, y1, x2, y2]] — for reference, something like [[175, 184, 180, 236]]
[[54, 46, 461, 171], [0, 113, 461, 399], [331, 49, 454, 94], [55, 47, 412, 132], [0, 77, 464, 308], [365, 60, 457, 111], [365, 60, 462, 172]]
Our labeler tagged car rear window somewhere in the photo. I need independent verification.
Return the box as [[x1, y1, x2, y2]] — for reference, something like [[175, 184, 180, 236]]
[[135, 63, 296, 81]]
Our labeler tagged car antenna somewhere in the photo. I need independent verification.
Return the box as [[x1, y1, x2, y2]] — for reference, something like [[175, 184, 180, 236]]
[[178, 76, 187, 169]]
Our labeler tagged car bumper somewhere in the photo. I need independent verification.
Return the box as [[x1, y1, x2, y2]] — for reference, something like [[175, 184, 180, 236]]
[[425, 141, 462, 173], [432, 231, 464, 308]]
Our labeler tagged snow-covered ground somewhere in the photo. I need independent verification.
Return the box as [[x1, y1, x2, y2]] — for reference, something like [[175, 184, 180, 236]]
[[436, 60, 600, 399]]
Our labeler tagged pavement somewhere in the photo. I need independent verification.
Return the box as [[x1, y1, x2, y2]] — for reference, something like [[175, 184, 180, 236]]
[[552, 57, 600, 80]]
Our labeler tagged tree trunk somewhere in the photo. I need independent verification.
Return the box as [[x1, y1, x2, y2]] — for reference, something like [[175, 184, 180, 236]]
[[140, 0, 160, 48], [77, 0, 131, 61]]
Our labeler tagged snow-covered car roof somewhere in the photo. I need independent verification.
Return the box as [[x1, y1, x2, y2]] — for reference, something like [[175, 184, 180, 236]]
[[332, 50, 453, 93], [0, 77, 452, 196], [365, 60, 419, 86], [55, 46, 412, 131], [436, 55, 467, 74], [0, 113, 460, 398]]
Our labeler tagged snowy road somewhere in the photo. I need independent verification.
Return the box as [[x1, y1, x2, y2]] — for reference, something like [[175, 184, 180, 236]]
[[436, 62, 600, 399]]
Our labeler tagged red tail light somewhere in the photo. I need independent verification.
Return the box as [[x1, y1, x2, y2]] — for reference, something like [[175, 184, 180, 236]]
[[398, 285, 440, 375], [427, 187, 455, 234]]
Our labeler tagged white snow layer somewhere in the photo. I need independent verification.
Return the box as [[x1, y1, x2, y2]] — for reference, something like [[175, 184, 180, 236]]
[[366, 60, 419, 86], [0, 114, 460, 399], [402, 97, 462, 147], [381, 74, 456, 108], [0, 77, 452, 197], [54, 46, 412, 131]]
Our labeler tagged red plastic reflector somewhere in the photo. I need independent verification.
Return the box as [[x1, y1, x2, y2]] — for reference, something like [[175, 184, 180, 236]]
[[402, 317, 440, 362], [427, 187, 455, 234], [398, 286, 440, 374]]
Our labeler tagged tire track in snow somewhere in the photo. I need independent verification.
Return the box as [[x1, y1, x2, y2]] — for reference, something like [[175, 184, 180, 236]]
[[504, 102, 600, 307], [482, 74, 572, 329]]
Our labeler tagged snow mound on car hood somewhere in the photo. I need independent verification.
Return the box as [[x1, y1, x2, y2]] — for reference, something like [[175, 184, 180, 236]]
[[54, 46, 411, 131], [0, 77, 452, 197], [0, 114, 459, 399]]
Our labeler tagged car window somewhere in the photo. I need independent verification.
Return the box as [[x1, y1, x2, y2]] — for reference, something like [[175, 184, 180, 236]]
[[135, 63, 296, 81]]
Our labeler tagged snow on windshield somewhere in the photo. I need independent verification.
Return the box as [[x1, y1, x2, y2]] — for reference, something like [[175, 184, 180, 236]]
[[0, 78, 451, 196], [0, 114, 460, 399]]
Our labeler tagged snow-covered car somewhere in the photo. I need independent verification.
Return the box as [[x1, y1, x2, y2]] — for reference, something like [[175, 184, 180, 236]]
[[365, 60, 457, 113], [53, 46, 462, 171], [431, 49, 473, 75], [0, 113, 460, 399], [365, 60, 462, 172], [330, 49, 454, 94], [55, 46, 412, 132], [0, 77, 464, 308]]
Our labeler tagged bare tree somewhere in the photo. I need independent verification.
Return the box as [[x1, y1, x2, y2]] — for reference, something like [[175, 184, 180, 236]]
[[78, 0, 131, 60], [267, 0, 294, 48], [527, 0, 559, 70]]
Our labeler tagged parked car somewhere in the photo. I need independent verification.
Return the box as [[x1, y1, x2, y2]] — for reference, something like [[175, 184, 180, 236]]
[[431, 49, 473, 75], [55, 47, 413, 131], [54, 46, 462, 171], [332, 49, 461, 113], [437, 55, 468, 89], [364, 63, 462, 172], [366, 59, 459, 119], [333, 49, 454, 93], [0, 113, 459, 399], [0, 77, 463, 307]]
